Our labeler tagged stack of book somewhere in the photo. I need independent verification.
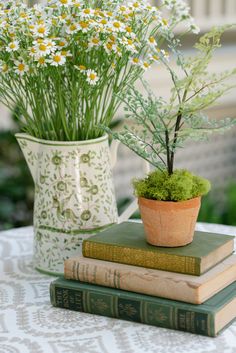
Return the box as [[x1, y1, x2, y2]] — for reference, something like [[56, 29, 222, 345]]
[[50, 222, 236, 337]]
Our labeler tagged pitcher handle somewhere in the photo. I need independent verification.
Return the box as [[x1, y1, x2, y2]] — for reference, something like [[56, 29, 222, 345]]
[[110, 139, 150, 224]]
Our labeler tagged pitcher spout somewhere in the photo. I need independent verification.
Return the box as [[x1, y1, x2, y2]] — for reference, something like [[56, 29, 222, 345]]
[[15, 133, 38, 183]]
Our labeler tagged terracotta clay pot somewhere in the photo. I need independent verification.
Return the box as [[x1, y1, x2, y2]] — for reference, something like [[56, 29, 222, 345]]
[[138, 196, 201, 247]]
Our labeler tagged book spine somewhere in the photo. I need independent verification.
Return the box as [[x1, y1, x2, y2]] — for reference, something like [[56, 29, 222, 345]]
[[82, 241, 200, 275], [50, 282, 214, 336], [64, 258, 197, 303]]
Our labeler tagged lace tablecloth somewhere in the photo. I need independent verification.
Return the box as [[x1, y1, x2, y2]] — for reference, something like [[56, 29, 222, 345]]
[[0, 223, 236, 353]]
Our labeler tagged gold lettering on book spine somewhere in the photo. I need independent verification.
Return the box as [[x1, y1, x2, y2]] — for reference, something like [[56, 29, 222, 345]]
[[83, 242, 198, 275]]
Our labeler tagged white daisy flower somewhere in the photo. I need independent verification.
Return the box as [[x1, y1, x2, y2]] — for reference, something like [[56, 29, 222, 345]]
[[81, 8, 94, 18], [57, 39, 69, 49], [6, 40, 19, 52], [14, 60, 29, 76], [104, 41, 115, 55], [148, 36, 157, 48], [161, 18, 169, 27], [86, 69, 99, 86], [120, 37, 137, 53], [33, 4, 43, 13], [33, 41, 53, 57], [160, 49, 170, 61], [32, 24, 49, 38], [109, 21, 125, 33], [49, 52, 66, 66], [124, 26, 136, 39], [76, 65, 87, 72], [72, 0, 81, 6], [148, 53, 160, 63], [130, 57, 142, 66], [99, 18, 108, 27], [61, 50, 72, 57], [88, 36, 101, 49], [141, 61, 151, 71], [0, 61, 9, 74], [18, 11, 29, 22], [78, 20, 90, 33], [58, 0, 73, 7], [36, 57, 47, 67], [66, 22, 79, 34]]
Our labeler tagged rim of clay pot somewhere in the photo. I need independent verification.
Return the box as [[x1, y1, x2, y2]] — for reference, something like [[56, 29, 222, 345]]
[[15, 132, 108, 146], [138, 196, 201, 210]]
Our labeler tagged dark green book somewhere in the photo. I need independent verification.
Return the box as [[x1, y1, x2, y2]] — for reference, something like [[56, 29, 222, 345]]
[[50, 278, 236, 337], [82, 222, 234, 275]]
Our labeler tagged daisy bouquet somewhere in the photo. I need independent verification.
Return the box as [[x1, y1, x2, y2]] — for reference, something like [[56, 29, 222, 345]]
[[0, 0, 197, 141]]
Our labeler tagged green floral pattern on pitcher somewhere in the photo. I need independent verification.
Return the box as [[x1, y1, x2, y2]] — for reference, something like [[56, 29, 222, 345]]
[[16, 134, 118, 275]]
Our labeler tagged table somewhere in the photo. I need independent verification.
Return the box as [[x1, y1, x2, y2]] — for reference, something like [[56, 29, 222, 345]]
[[0, 223, 236, 353]]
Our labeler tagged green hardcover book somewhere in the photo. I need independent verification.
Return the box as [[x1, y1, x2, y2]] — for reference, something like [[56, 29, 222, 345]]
[[82, 222, 234, 275], [50, 278, 236, 337]]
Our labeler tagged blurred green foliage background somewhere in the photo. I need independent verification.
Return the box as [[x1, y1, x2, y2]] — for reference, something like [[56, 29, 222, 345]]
[[1, 125, 236, 230]]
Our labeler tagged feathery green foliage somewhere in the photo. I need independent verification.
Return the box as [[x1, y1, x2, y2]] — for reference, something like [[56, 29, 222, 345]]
[[107, 25, 236, 176]]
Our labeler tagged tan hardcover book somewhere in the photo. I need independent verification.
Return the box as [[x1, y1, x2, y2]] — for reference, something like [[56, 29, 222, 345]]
[[64, 254, 236, 304]]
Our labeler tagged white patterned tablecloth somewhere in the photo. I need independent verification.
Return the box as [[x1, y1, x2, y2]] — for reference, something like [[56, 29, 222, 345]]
[[0, 223, 236, 353]]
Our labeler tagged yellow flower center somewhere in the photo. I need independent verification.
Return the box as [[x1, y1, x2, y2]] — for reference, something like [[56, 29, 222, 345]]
[[125, 26, 132, 33], [39, 44, 47, 51], [107, 11, 113, 17], [79, 21, 89, 29], [38, 57, 45, 65], [100, 19, 107, 25], [89, 73, 96, 80], [152, 55, 159, 61], [120, 6, 126, 12], [92, 38, 99, 44], [106, 43, 113, 50], [53, 55, 62, 63], [143, 62, 149, 68], [61, 50, 67, 56], [109, 35, 115, 42], [70, 24, 77, 31], [149, 36, 155, 43], [9, 43, 16, 49], [133, 2, 139, 8], [20, 12, 27, 18], [162, 18, 168, 25], [38, 27, 46, 34], [83, 9, 90, 14], [2, 64, 8, 72], [60, 0, 68, 4], [59, 41, 66, 47], [127, 39, 133, 45], [113, 22, 121, 28], [133, 58, 139, 63], [61, 13, 67, 19], [79, 65, 86, 70], [18, 63, 25, 71]]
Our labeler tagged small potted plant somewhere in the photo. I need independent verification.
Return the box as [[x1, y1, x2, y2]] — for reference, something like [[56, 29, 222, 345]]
[[0, 0, 196, 272], [106, 25, 236, 247]]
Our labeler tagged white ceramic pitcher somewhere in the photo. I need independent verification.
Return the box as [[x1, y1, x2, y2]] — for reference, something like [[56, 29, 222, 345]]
[[16, 133, 149, 275]]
